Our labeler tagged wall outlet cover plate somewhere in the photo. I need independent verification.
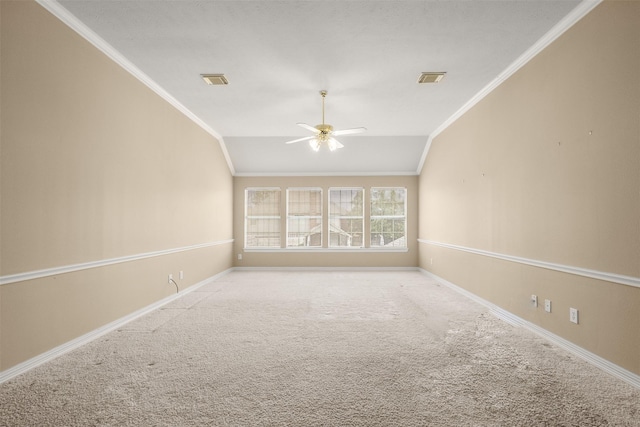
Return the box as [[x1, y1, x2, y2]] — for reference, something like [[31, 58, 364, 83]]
[[569, 307, 579, 324]]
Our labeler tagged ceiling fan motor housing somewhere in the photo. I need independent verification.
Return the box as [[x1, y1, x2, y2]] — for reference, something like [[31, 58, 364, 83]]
[[316, 124, 333, 140]]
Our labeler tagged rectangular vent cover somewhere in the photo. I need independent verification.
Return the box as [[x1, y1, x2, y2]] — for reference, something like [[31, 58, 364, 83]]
[[418, 72, 446, 84], [201, 74, 229, 85]]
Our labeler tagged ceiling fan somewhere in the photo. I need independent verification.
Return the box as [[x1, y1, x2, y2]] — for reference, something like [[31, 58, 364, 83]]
[[284, 90, 366, 151]]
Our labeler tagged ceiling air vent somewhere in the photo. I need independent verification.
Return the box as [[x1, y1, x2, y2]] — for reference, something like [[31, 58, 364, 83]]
[[201, 74, 229, 85], [418, 72, 446, 84]]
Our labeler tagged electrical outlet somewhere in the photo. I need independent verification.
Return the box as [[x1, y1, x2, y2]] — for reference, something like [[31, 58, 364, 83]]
[[531, 295, 538, 307], [544, 299, 551, 313], [179, 271, 184, 280], [238, 254, 243, 260], [569, 308, 579, 324], [168, 274, 173, 284]]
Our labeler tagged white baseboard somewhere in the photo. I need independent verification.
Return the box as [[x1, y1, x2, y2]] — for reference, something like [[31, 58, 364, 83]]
[[0, 269, 232, 385], [419, 268, 640, 390], [5, 267, 637, 391]]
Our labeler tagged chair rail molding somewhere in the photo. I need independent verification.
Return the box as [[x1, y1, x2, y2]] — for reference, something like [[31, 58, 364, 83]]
[[0, 239, 234, 286], [418, 239, 640, 289]]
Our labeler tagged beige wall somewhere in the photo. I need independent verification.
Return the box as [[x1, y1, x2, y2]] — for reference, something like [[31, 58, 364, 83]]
[[2, 0, 637, 380], [418, 1, 640, 374], [0, 1, 233, 370], [234, 176, 418, 268]]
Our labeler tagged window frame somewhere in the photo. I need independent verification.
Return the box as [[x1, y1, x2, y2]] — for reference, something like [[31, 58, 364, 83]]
[[244, 187, 282, 249], [286, 187, 323, 249], [369, 187, 407, 249], [328, 187, 365, 249]]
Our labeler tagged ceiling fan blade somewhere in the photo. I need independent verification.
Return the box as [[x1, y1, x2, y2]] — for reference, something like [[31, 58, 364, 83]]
[[328, 137, 344, 151], [284, 135, 315, 145], [297, 123, 320, 134], [332, 127, 367, 136]]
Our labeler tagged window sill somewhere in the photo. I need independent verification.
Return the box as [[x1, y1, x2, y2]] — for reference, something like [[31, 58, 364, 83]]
[[243, 247, 408, 253]]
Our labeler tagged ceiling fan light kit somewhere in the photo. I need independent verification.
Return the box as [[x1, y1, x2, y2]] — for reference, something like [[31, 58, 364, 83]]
[[285, 90, 366, 152], [309, 139, 321, 152]]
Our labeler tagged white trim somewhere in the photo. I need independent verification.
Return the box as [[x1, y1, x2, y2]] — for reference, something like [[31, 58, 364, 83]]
[[285, 186, 324, 191], [233, 266, 418, 272], [5, 266, 636, 390], [419, 269, 640, 390], [416, 135, 433, 175], [417, 0, 603, 173], [34, 0, 235, 176], [0, 239, 234, 286], [234, 171, 419, 177], [0, 269, 232, 385], [245, 186, 282, 191], [418, 239, 640, 289], [243, 248, 409, 253]]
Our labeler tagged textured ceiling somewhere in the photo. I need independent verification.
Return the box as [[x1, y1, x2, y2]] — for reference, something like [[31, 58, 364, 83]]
[[54, 0, 585, 175]]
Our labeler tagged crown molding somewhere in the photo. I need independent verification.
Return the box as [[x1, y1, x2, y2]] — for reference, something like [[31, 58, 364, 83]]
[[416, 135, 433, 175], [417, 0, 603, 174], [34, 0, 235, 175]]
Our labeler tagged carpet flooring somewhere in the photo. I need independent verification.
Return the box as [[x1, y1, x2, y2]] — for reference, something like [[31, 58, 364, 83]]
[[1, 271, 638, 426]]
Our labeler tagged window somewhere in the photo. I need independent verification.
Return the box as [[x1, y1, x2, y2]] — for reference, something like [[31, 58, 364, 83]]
[[245, 188, 281, 248], [329, 188, 364, 247], [370, 187, 406, 248], [287, 188, 322, 248], [244, 185, 408, 251]]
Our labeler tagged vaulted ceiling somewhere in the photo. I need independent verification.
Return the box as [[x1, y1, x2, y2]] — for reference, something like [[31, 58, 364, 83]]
[[50, 0, 590, 175]]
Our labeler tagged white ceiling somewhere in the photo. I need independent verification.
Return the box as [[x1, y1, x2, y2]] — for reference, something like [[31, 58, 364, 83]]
[[53, 0, 585, 176]]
